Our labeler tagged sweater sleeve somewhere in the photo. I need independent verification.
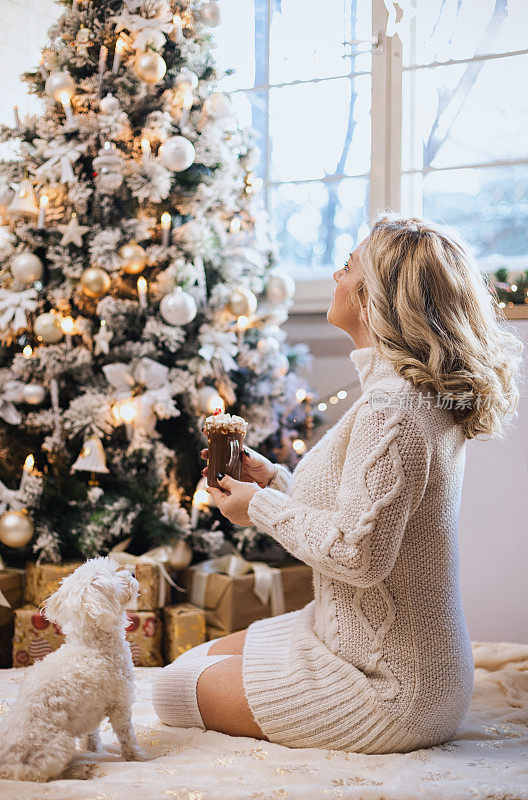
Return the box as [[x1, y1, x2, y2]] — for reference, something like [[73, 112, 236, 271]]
[[247, 403, 431, 588], [267, 462, 293, 494]]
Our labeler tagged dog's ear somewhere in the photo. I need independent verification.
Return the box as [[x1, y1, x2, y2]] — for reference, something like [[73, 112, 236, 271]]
[[80, 578, 122, 632], [42, 585, 68, 627]]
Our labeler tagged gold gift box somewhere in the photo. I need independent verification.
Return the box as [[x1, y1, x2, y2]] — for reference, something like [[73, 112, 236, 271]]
[[162, 603, 206, 664], [177, 563, 314, 631], [12, 604, 163, 667], [206, 624, 243, 641], [25, 560, 169, 611], [0, 569, 26, 668]]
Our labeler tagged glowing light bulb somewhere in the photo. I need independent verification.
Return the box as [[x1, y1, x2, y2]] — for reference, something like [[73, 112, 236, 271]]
[[60, 316, 75, 334], [23, 345, 33, 358], [296, 388, 307, 402], [337, 390, 347, 399], [24, 454, 34, 471], [292, 438, 307, 454], [318, 402, 327, 411], [120, 402, 135, 423]]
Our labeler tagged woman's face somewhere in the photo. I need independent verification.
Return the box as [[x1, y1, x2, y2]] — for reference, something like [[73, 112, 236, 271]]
[[327, 238, 371, 345]]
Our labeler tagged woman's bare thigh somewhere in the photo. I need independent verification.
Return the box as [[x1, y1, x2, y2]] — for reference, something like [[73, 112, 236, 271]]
[[196, 655, 268, 740], [207, 628, 247, 655]]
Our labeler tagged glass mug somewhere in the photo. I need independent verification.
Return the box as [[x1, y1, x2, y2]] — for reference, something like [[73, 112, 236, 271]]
[[205, 426, 245, 489]]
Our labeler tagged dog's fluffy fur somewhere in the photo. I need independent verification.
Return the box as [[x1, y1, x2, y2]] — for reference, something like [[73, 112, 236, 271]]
[[0, 556, 148, 781]]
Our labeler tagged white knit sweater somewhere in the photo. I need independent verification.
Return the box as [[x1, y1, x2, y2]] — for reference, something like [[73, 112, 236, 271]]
[[244, 345, 474, 754]]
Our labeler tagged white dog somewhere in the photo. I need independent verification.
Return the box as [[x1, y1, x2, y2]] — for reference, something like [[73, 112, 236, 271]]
[[0, 556, 148, 781]]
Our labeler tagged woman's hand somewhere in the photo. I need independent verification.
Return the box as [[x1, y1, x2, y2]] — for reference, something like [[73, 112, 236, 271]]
[[206, 474, 261, 526], [200, 446, 275, 489]]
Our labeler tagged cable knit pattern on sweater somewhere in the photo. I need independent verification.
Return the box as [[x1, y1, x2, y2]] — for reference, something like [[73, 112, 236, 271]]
[[242, 345, 474, 754]]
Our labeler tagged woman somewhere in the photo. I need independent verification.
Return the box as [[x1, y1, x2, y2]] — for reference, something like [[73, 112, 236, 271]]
[[152, 213, 524, 753]]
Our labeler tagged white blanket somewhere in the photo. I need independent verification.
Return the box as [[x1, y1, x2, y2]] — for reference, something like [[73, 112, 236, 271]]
[[0, 640, 527, 799]]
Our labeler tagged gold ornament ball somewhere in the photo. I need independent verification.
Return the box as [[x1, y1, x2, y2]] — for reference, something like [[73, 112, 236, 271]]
[[167, 539, 193, 570], [134, 51, 167, 84], [226, 286, 258, 317], [118, 242, 147, 274], [0, 510, 34, 548], [81, 267, 111, 298], [34, 313, 64, 343]]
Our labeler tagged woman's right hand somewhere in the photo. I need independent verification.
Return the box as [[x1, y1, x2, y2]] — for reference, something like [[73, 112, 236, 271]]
[[200, 446, 276, 489]]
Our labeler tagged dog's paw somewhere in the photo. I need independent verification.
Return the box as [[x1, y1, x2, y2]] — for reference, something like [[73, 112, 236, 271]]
[[122, 745, 150, 762]]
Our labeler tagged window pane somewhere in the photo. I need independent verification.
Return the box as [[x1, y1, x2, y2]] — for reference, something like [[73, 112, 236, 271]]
[[269, 0, 371, 84], [269, 77, 370, 182], [213, 0, 266, 91], [404, 0, 528, 68], [229, 90, 268, 182], [269, 178, 370, 272], [402, 54, 528, 171], [402, 165, 528, 264]]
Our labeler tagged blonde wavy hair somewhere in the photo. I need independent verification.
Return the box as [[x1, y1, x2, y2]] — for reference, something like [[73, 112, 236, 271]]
[[353, 212, 525, 440]]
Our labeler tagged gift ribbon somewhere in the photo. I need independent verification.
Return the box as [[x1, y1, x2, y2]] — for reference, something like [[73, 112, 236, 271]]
[[188, 546, 286, 617], [109, 537, 185, 609]]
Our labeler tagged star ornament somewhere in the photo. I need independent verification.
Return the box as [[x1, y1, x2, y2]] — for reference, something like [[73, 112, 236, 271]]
[[56, 214, 90, 247]]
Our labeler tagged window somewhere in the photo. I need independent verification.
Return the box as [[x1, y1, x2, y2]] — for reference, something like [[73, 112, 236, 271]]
[[215, 0, 527, 311], [401, 0, 528, 271], [214, 0, 378, 289]]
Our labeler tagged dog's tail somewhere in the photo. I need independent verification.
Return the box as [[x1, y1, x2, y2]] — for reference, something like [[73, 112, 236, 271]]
[[0, 730, 75, 782]]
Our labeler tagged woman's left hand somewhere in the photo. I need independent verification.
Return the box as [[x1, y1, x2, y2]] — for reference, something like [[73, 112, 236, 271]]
[[206, 474, 261, 525]]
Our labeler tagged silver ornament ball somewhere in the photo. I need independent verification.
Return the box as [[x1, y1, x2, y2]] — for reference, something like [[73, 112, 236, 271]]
[[266, 271, 296, 304], [160, 288, 197, 326], [34, 313, 63, 343], [134, 51, 167, 84], [11, 252, 43, 284], [0, 510, 34, 548], [22, 383, 46, 405], [175, 68, 198, 90], [44, 70, 76, 101], [226, 286, 258, 317], [158, 136, 196, 172]]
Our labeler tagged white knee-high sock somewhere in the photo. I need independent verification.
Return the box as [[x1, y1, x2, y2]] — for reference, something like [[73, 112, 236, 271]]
[[152, 654, 232, 728], [175, 637, 222, 663]]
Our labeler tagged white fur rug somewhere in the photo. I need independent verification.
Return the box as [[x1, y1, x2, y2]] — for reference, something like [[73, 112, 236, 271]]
[[0, 640, 527, 799]]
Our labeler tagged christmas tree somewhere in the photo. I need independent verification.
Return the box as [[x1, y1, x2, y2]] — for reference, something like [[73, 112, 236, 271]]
[[0, 0, 315, 567]]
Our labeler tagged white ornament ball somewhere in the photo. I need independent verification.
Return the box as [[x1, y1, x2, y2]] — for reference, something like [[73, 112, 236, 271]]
[[11, 252, 43, 284], [158, 136, 195, 172], [34, 313, 63, 344], [160, 287, 197, 326], [134, 51, 167, 84], [199, 1, 221, 26], [22, 383, 46, 405], [44, 70, 76, 101], [257, 336, 281, 354], [175, 68, 198, 90], [198, 385, 225, 415], [81, 267, 111, 298], [0, 510, 34, 548], [99, 93, 120, 114], [266, 272, 296, 304], [226, 286, 258, 317], [118, 242, 147, 274]]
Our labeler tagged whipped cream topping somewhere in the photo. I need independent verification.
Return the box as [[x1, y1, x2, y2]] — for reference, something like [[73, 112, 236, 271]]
[[204, 412, 248, 435]]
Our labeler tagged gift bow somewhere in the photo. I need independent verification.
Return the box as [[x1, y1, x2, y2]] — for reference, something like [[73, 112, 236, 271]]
[[34, 139, 84, 184], [189, 549, 286, 617], [0, 376, 24, 424], [103, 357, 179, 421], [0, 288, 39, 335], [109, 537, 184, 609], [198, 325, 239, 372]]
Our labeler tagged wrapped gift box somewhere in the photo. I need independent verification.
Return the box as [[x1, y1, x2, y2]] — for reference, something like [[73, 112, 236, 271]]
[[177, 562, 314, 631], [0, 569, 26, 668], [12, 604, 163, 667], [25, 562, 82, 607], [25, 560, 169, 611], [206, 624, 243, 641], [162, 603, 206, 664]]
